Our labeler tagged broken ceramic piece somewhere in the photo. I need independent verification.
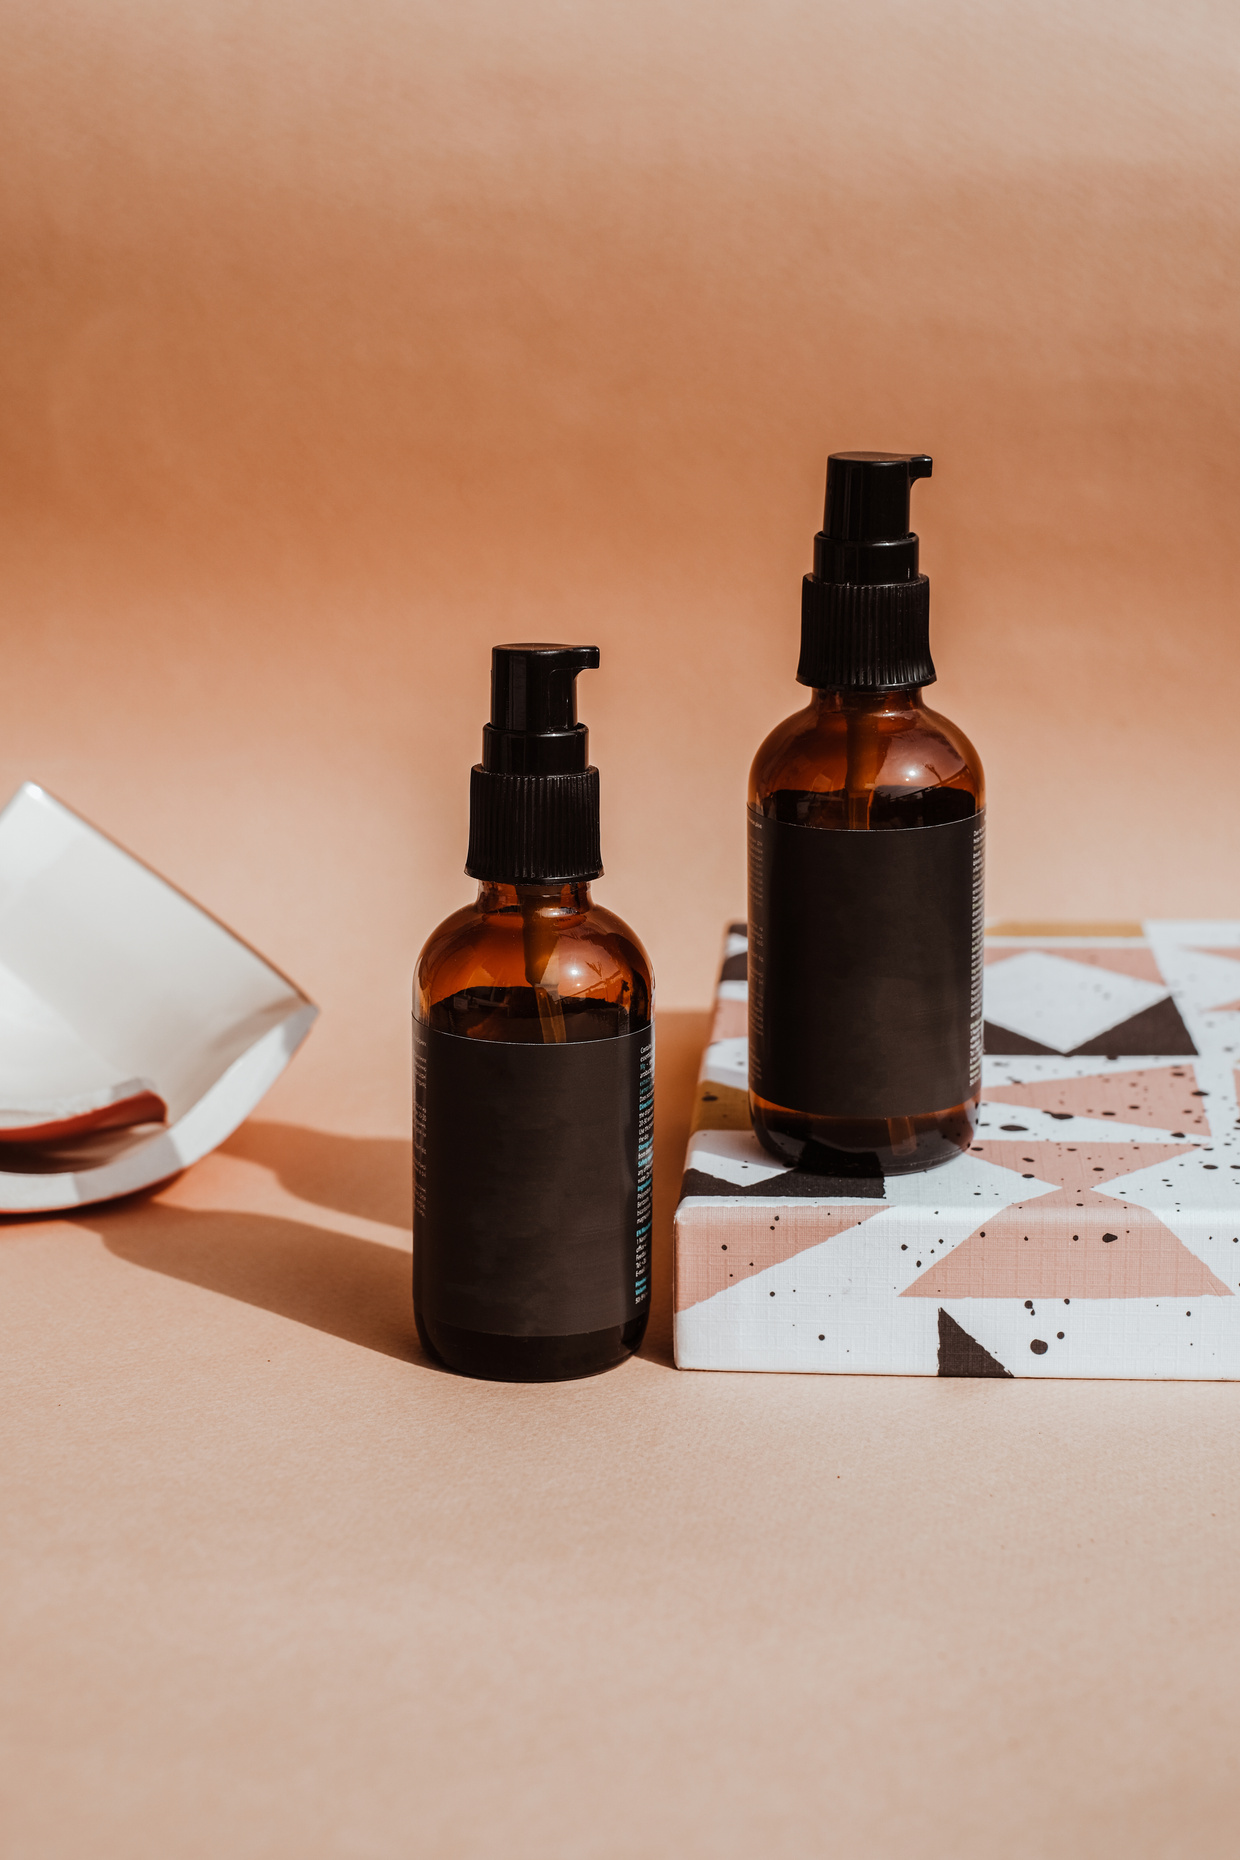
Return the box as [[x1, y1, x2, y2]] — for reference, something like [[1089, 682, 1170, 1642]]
[[0, 783, 317, 1212]]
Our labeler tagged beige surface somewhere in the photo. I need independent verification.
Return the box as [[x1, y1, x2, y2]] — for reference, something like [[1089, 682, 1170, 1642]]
[[4, 1012, 1240, 1858], [3, 2, 1240, 1851]]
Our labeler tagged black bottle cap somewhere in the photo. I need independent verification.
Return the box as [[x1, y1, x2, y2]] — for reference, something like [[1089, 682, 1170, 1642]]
[[798, 452, 937, 690], [466, 644, 604, 882]]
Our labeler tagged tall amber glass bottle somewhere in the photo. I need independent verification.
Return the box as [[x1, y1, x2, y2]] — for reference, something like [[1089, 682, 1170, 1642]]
[[748, 454, 984, 1175], [414, 645, 653, 1381]]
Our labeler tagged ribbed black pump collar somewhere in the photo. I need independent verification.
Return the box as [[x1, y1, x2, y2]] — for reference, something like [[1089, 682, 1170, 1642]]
[[798, 452, 937, 691], [466, 644, 604, 882]]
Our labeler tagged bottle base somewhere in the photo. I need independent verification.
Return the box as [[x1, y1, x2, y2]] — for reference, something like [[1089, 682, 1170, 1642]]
[[749, 1091, 978, 1175], [415, 1308, 649, 1382]]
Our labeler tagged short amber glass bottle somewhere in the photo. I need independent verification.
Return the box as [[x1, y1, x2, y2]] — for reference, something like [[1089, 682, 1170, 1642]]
[[414, 877, 652, 1380], [413, 644, 653, 1383], [747, 453, 985, 1176]]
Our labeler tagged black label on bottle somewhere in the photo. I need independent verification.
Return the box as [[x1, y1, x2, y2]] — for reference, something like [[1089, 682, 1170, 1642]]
[[414, 1020, 653, 1336], [748, 806, 984, 1119]]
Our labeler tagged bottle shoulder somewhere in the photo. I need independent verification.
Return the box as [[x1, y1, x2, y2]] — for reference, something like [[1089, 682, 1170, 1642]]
[[417, 899, 650, 980], [415, 900, 494, 984], [750, 693, 984, 817], [415, 892, 652, 1037]]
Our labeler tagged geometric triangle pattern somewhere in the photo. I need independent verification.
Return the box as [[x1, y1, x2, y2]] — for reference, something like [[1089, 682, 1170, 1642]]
[[901, 1140, 1229, 1301], [1067, 994, 1198, 1057], [675, 1199, 886, 1310], [983, 1064, 1210, 1135], [986, 945, 1165, 984], [904, 1184, 1230, 1300], [679, 1165, 885, 1202], [984, 993, 1197, 1058], [984, 950, 1171, 1051], [675, 921, 1240, 1376], [983, 1021, 1060, 1057], [948, 1138, 1196, 1195], [937, 1308, 1013, 1377]]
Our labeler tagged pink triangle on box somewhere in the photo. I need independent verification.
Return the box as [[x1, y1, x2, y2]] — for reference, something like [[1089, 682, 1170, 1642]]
[[985, 1064, 1208, 1134], [901, 1141, 1225, 1301]]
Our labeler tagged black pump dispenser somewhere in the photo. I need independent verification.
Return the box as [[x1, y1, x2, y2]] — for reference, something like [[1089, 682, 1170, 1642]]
[[797, 452, 936, 691], [466, 644, 604, 881]]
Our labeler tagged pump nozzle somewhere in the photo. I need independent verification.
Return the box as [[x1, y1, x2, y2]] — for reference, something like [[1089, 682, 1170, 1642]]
[[484, 643, 600, 775], [817, 453, 932, 586]]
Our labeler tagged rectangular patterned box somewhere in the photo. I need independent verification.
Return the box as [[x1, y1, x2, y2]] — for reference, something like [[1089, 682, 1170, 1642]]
[[674, 922, 1240, 1377]]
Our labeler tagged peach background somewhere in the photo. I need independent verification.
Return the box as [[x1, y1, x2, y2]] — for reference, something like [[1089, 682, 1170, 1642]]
[[4, 5, 1240, 1855], [3, 0, 1239, 1072]]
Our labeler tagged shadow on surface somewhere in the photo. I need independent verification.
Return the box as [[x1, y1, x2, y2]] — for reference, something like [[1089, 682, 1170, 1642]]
[[90, 1199, 429, 1365], [218, 1009, 709, 1370], [76, 1006, 709, 1372], [222, 1122, 413, 1230]]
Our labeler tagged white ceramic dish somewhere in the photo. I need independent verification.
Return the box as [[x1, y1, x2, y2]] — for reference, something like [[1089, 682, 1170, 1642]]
[[0, 783, 317, 1213]]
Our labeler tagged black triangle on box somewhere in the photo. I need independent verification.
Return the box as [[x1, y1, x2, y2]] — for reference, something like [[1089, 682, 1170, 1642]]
[[983, 1020, 1057, 1056], [984, 994, 1198, 1059], [1069, 994, 1197, 1058], [937, 1309, 1013, 1378], [718, 951, 748, 982], [680, 1166, 886, 1202], [680, 1167, 762, 1199]]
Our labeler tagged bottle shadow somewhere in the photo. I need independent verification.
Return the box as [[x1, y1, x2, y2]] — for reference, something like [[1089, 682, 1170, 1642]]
[[76, 1008, 709, 1373], [221, 1121, 413, 1231], [91, 1197, 433, 1366]]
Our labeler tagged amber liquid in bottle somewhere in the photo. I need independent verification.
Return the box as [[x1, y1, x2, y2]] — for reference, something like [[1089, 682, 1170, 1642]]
[[414, 879, 652, 1381], [749, 684, 984, 1174]]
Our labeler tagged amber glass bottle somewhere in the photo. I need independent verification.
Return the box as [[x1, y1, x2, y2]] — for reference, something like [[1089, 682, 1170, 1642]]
[[748, 454, 985, 1175], [414, 646, 653, 1382]]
